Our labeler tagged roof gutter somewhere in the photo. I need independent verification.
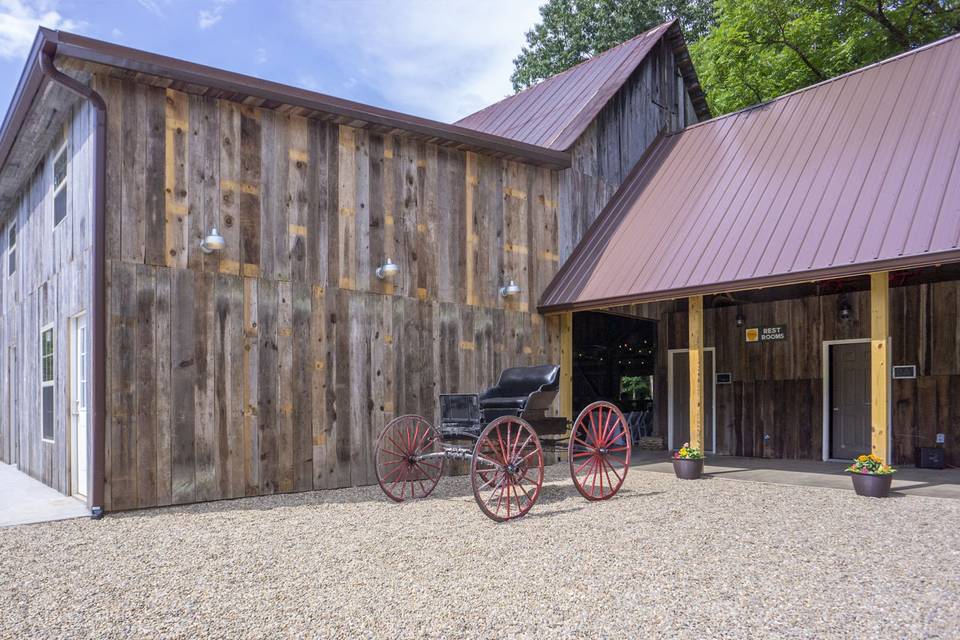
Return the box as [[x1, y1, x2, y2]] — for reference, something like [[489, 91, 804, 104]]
[[38, 37, 107, 519], [537, 248, 960, 315]]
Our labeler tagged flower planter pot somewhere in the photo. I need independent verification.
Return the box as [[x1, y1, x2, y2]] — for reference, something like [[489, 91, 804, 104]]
[[850, 472, 893, 498], [673, 458, 704, 480]]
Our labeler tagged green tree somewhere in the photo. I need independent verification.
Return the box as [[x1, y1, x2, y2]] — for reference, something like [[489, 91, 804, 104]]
[[511, 0, 717, 91], [691, 1, 960, 115]]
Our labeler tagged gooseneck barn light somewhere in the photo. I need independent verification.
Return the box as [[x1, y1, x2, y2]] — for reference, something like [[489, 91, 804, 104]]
[[200, 228, 225, 254], [376, 258, 400, 280], [500, 280, 521, 298]]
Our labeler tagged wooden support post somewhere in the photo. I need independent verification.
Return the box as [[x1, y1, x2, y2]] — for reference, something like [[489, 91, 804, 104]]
[[688, 295, 704, 451], [870, 272, 889, 464], [559, 312, 573, 423]]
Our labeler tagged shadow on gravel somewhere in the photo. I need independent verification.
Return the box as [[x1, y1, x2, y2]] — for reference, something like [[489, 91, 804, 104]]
[[109, 477, 668, 522]]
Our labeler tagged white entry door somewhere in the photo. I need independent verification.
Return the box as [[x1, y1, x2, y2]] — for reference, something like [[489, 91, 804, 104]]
[[71, 315, 88, 498]]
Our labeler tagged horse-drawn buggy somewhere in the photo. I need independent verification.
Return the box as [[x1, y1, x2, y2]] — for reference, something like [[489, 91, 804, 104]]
[[373, 365, 632, 521]]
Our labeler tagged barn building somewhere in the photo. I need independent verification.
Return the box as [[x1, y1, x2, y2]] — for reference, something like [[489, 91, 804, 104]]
[[0, 20, 956, 516]]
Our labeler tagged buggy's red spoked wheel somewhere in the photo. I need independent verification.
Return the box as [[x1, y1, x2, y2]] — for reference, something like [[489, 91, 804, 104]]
[[375, 415, 445, 502], [569, 401, 631, 501], [471, 417, 544, 522]]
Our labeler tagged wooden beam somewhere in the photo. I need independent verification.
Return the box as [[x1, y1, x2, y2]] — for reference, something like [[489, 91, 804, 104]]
[[688, 295, 704, 451], [559, 312, 573, 423], [870, 272, 889, 463]]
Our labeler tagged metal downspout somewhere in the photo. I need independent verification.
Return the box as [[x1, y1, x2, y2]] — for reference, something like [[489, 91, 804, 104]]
[[38, 45, 107, 518]]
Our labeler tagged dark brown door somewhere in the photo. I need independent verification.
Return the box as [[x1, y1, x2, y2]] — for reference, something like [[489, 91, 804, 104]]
[[830, 342, 871, 460], [670, 350, 714, 452]]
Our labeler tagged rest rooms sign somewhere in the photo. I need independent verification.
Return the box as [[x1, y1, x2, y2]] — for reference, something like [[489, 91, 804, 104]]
[[745, 325, 787, 342]]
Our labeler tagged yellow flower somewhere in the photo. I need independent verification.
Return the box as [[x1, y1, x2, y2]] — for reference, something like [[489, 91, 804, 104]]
[[857, 455, 868, 462]]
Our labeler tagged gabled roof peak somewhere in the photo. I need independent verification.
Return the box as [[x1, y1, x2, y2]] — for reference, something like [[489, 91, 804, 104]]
[[456, 20, 708, 151]]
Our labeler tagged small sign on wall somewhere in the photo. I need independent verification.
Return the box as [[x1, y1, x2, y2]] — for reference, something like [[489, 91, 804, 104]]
[[745, 325, 787, 342]]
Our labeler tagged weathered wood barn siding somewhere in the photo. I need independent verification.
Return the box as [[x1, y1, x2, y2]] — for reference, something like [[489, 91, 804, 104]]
[[95, 76, 562, 511], [558, 38, 698, 260], [640, 279, 960, 465], [0, 103, 94, 491]]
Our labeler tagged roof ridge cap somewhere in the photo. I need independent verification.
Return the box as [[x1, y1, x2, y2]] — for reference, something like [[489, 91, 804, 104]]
[[681, 30, 960, 134]]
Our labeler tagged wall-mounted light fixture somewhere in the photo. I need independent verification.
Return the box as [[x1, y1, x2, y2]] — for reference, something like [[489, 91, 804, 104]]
[[838, 297, 851, 321], [500, 280, 521, 298], [735, 312, 745, 327], [376, 258, 400, 280], [199, 228, 225, 254]]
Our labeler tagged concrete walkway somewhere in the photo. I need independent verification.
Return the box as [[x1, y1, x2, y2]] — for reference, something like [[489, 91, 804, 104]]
[[0, 462, 89, 527], [630, 451, 960, 499]]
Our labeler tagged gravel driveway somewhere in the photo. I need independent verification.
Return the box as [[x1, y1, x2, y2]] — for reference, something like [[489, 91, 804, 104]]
[[2, 467, 958, 639]]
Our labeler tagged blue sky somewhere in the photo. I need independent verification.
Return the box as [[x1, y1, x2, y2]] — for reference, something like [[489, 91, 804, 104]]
[[0, 0, 543, 123]]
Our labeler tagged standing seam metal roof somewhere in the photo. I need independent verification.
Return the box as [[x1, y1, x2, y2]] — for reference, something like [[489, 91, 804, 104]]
[[539, 32, 960, 311]]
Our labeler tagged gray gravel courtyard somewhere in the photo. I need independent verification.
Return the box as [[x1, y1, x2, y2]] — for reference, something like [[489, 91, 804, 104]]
[[2, 466, 958, 639]]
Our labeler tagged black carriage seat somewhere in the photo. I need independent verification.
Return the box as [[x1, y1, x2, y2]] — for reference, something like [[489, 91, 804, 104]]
[[479, 365, 560, 413]]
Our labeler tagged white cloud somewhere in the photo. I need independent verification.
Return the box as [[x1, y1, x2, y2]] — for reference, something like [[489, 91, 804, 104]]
[[0, 0, 81, 59], [254, 46, 267, 64], [136, 0, 164, 17], [198, 0, 234, 30], [292, 0, 541, 122]]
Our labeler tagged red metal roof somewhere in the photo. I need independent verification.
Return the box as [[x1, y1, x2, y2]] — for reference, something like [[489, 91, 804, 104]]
[[456, 20, 708, 151], [540, 33, 960, 312]]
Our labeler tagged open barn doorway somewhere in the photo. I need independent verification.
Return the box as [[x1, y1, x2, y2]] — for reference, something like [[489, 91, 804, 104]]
[[573, 311, 657, 444]]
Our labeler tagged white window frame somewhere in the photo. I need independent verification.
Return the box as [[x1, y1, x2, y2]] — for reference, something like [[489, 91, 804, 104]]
[[6, 221, 15, 277], [40, 322, 55, 443], [52, 135, 69, 229]]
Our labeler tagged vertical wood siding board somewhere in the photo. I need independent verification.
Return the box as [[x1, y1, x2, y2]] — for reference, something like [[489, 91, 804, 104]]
[[348, 294, 370, 486], [257, 279, 279, 493], [399, 138, 419, 297], [144, 87, 167, 267], [202, 97, 222, 273], [435, 149, 451, 302], [135, 265, 158, 506], [214, 273, 242, 497], [305, 120, 326, 285], [337, 126, 357, 291], [242, 277, 260, 495], [228, 275, 245, 497], [355, 131, 371, 290], [239, 107, 262, 274], [310, 284, 328, 488], [218, 102, 241, 275], [155, 268, 173, 505], [97, 77, 121, 263], [333, 289, 352, 487], [326, 124, 341, 290], [291, 281, 313, 491], [419, 143, 438, 299], [165, 89, 189, 269], [288, 116, 310, 284], [258, 111, 279, 281], [120, 81, 145, 263], [194, 272, 220, 501], [382, 136, 398, 295], [368, 295, 387, 484], [110, 262, 138, 509], [421, 300, 438, 425], [326, 288, 345, 486], [171, 268, 196, 503], [277, 281, 295, 492], [368, 134, 385, 293], [275, 115, 293, 282], [464, 152, 478, 306], [447, 151, 467, 305]]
